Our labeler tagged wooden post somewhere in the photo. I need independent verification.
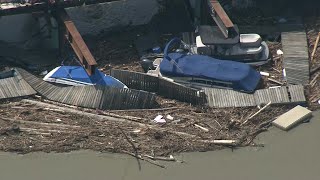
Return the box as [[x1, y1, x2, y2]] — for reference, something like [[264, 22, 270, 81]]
[[311, 32, 320, 63]]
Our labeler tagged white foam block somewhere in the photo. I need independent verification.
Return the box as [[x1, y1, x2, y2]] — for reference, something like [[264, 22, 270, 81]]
[[272, 105, 312, 130]]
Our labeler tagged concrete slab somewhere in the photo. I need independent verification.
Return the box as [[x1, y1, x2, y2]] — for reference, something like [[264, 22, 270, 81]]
[[272, 105, 312, 130]]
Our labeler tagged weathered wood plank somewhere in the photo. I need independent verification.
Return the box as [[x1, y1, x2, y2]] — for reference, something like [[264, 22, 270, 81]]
[[282, 30, 309, 85]]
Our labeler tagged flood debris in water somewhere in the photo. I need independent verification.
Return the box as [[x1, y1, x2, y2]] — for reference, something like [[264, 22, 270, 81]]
[[0, 98, 293, 155]]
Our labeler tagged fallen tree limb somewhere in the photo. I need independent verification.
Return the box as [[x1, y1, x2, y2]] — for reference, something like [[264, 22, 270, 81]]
[[122, 151, 166, 168], [242, 101, 272, 125], [242, 128, 268, 146], [143, 154, 183, 163], [0, 117, 81, 129], [119, 127, 141, 170]]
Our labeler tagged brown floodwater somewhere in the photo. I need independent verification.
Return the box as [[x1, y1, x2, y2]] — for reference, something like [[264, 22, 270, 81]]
[[0, 111, 319, 180]]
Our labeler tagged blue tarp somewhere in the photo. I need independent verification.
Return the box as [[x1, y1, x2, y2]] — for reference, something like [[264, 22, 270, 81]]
[[160, 38, 261, 92]]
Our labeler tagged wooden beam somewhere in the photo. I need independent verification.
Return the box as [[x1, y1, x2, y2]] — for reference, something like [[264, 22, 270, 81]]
[[56, 9, 97, 75], [311, 32, 320, 63], [207, 0, 235, 38]]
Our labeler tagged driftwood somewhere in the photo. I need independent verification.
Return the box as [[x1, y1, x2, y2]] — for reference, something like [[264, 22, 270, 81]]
[[108, 107, 179, 112], [0, 117, 81, 129], [36, 98, 146, 122], [268, 78, 284, 85], [11, 106, 66, 113], [142, 154, 183, 163], [122, 151, 166, 168], [199, 140, 238, 146], [20, 127, 70, 134], [242, 101, 272, 125], [310, 65, 320, 75], [310, 73, 319, 87], [194, 124, 209, 132], [22, 99, 199, 139], [243, 128, 268, 146], [22, 99, 149, 126], [97, 111, 147, 122], [272, 56, 281, 61], [119, 127, 141, 170], [311, 32, 320, 62]]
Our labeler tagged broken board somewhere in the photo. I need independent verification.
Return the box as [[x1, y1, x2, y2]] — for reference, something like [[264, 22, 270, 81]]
[[272, 105, 312, 130]]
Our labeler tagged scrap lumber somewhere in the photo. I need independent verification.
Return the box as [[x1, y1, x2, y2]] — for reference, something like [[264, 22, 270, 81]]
[[268, 78, 284, 85], [310, 65, 320, 75], [310, 74, 319, 87], [194, 124, 209, 132], [21, 99, 199, 138], [242, 101, 272, 125], [311, 32, 320, 63], [272, 105, 312, 130], [0, 117, 81, 129], [199, 140, 238, 146]]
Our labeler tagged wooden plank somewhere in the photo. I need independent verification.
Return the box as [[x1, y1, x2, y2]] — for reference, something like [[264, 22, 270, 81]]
[[288, 85, 306, 103], [282, 30, 309, 85]]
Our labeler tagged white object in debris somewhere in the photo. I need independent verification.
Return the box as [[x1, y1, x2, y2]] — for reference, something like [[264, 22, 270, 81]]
[[154, 115, 166, 123], [283, 69, 287, 78], [166, 115, 174, 120], [272, 105, 312, 130], [269, 86, 281, 89], [277, 49, 284, 55], [260, 71, 270, 77], [56, 119, 62, 122], [132, 129, 141, 133], [40, 70, 48, 76], [196, 36, 206, 47], [318, 99, 320, 105]]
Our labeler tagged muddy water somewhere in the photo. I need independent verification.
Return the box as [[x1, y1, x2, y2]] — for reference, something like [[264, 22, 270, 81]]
[[0, 111, 319, 180]]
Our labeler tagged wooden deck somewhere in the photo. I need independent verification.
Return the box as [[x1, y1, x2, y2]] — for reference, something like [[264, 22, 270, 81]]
[[111, 69, 206, 105], [0, 75, 36, 100], [16, 68, 157, 110], [111, 70, 306, 108], [282, 31, 310, 85], [204, 85, 306, 108]]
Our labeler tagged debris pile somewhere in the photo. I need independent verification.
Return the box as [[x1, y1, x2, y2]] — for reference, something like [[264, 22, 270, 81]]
[[305, 20, 320, 109], [0, 0, 318, 160], [0, 99, 293, 155]]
